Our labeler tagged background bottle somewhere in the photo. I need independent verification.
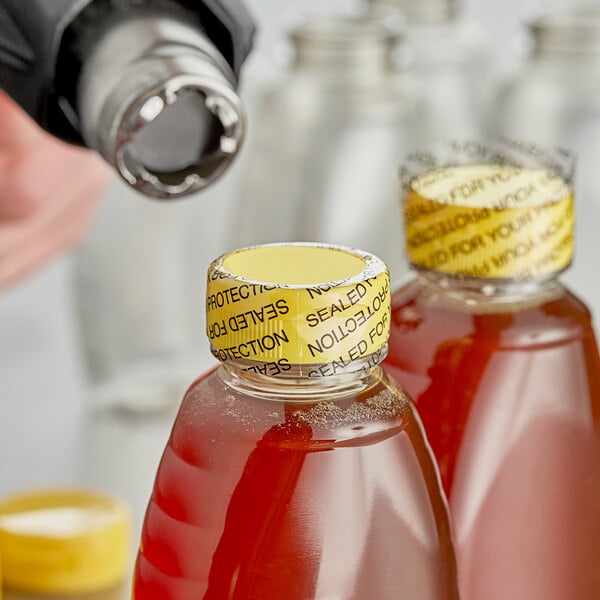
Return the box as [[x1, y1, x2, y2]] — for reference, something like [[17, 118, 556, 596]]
[[133, 242, 459, 599], [74, 181, 222, 412], [384, 141, 600, 600], [490, 4, 600, 322], [230, 14, 424, 282], [367, 0, 491, 141]]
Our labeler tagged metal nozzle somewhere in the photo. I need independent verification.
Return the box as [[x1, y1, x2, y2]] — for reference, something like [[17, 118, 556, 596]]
[[78, 13, 245, 199]]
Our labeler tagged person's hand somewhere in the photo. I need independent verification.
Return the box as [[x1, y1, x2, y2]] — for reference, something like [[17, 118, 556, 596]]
[[0, 91, 111, 288]]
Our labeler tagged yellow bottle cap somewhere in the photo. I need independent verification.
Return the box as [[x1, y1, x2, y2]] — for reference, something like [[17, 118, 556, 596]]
[[404, 164, 574, 279], [206, 243, 391, 376], [0, 489, 131, 595]]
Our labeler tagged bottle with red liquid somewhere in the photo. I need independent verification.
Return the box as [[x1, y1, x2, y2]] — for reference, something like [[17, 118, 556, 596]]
[[133, 242, 459, 599], [384, 141, 600, 600]]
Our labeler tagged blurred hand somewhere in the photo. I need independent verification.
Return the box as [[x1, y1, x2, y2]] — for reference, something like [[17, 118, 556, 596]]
[[0, 91, 111, 288]]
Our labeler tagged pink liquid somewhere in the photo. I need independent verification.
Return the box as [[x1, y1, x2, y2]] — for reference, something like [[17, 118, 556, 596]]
[[385, 277, 600, 600], [133, 368, 458, 599]]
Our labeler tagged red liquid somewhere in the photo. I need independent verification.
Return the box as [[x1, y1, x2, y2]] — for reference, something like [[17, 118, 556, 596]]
[[384, 276, 600, 600], [133, 367, 458, 599]]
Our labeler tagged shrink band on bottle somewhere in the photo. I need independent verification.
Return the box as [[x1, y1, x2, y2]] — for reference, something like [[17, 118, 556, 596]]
[[404, 164, 574, 278], [206, 243, 391, 374]]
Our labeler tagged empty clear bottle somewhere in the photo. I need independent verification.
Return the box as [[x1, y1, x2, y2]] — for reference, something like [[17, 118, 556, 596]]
[[231, 15, 424, 281], [74, 184, 215, 412], [74, 173, 241, 412], [133, 242, 459, 599], [368, 0, 491, 141]]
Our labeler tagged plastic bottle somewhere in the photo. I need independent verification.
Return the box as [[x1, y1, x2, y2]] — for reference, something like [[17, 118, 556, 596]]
[[384, 141, 600, 600], [74, 182, 218, 412], [368, 0, 491, 141], [133, 242, 459, 599]]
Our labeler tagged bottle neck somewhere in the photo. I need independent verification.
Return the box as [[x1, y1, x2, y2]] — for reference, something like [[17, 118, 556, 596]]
[[291, 18, 397, 80], [530, 10, 600, 62], [218, 356, 385, 403], [416, 270, 564, 306], [370, 0, 459, 24]]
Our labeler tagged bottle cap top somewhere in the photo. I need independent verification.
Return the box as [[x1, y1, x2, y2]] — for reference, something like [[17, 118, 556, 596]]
[[206, 243, 391, 376], [401, 142, 575, 279], [0, 488, 131, 595]]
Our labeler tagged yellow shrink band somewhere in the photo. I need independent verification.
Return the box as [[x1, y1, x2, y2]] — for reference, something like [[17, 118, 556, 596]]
[[206, 243, 391, 372], [0, 489, 131, 595], [404, 164, 574, 278]]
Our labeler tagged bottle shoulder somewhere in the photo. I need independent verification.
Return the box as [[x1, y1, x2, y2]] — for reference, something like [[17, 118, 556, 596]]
[[171, 367, 416, 456], [390, 276, 597, 347], [494, 59, 600, 118], [406, 18, 489, 62], [258, 68, 422, 116]]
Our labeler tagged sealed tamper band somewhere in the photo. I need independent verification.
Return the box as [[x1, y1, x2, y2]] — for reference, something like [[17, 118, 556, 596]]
[[0, 488, 131, 595], [206, 243, 391, 375], [404, 164, 574, 279]]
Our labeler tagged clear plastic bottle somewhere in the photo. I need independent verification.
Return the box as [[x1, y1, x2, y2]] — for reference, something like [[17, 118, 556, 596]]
[[384, 141, 600, 600], [133, 243, 459, 599], [491, 5, 600, 320], [231, 15, 424, 281], [74, 182, 218, 412], [368, 0, 491, 141]]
